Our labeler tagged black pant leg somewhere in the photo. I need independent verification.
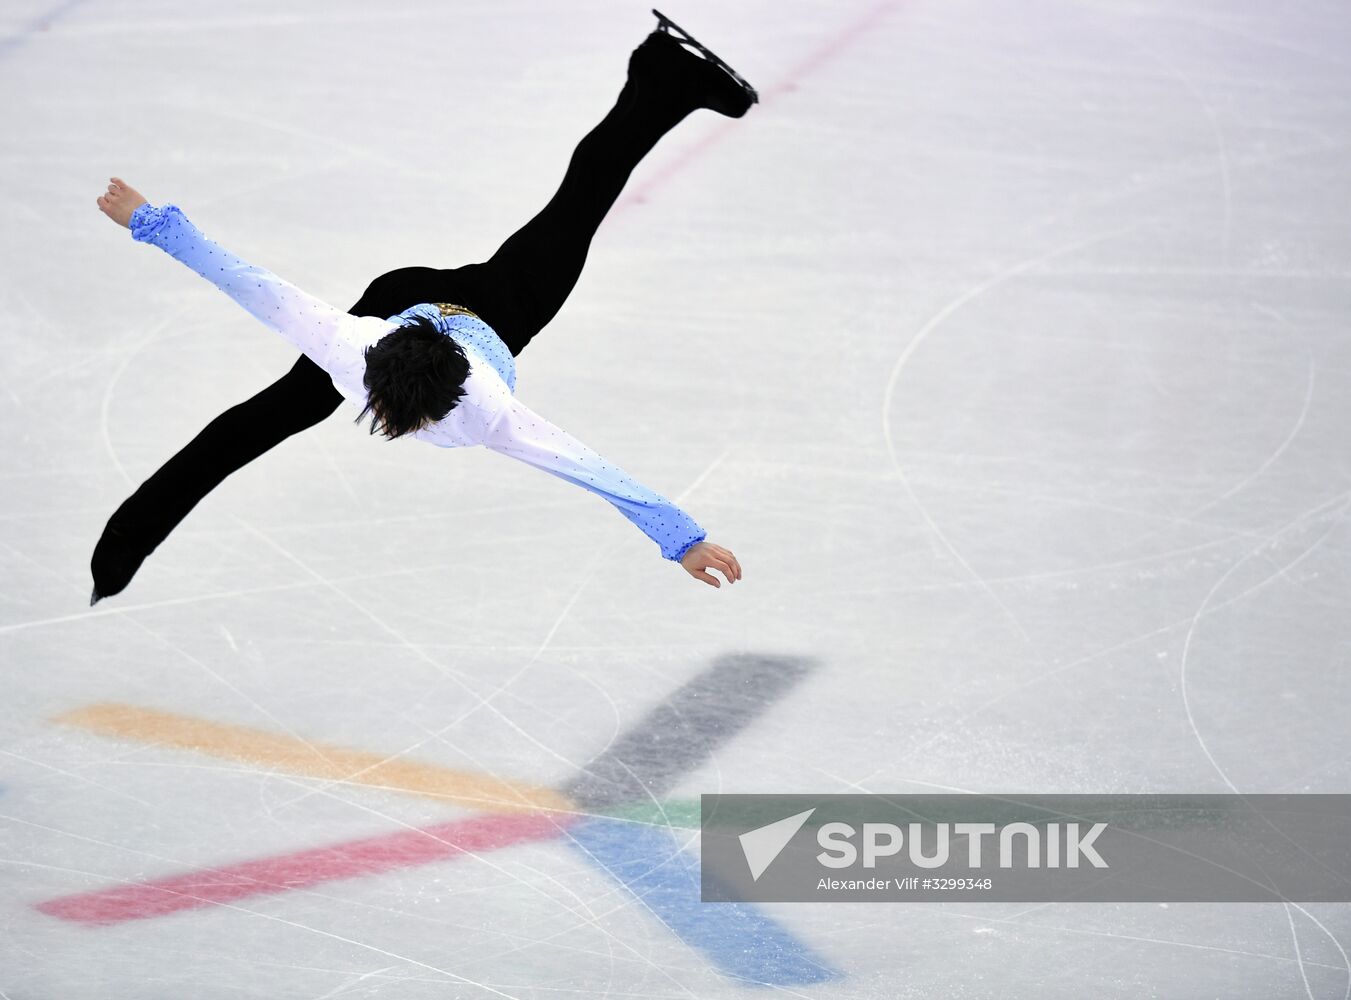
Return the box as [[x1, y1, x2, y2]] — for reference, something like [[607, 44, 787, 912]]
[[91, 353, 343, 600], [467, 66, 697, 355]]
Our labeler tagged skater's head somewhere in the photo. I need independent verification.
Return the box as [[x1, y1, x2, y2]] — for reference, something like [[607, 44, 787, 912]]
[[358, 314, 471, 439]]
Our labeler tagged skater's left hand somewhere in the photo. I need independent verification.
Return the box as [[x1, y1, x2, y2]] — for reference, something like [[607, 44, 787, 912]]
[[681, 541, 741, 588], [96, 177, 147, 229]]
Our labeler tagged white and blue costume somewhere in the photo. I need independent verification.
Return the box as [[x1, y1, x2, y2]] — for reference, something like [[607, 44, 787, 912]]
[[129, 203, 707, 562]]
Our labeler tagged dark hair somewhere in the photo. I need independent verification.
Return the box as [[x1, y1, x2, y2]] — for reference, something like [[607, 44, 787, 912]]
[[357, 313, 470, 439]]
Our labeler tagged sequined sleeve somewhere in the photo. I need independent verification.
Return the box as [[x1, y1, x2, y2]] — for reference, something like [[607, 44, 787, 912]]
[[129, 203, 389, 398], [483, 396, 707, 561]]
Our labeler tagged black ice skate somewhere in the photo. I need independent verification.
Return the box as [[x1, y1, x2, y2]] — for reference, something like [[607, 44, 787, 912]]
[[637, 9, 759, 118], [90, 511, 159, 604]]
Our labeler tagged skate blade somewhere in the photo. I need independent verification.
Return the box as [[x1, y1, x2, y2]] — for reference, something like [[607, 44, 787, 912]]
[[652, 8, 759, 104]]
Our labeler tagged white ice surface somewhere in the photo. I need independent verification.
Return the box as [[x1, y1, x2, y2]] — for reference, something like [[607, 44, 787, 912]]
[[4, 0, 1351, 996]]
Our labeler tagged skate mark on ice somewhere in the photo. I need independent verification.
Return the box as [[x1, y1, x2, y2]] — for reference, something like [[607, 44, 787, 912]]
[[936, 904, 1348, 971], [1177, 489, 1351, 1000], [98, 307, 196, 489], [0, 747, 158, 813], [1155, 311, 1316, 536], [891, 492, 1351, 768], [881, 227, 1136, 660], [3, 579, 318, 635], [123, 615, 338, 778], [230, 515, 593, 792], [1157, 57, 1234, 262]]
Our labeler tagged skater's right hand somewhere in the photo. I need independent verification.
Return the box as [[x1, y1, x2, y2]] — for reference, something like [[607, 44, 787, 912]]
[[680, 541, 742, 588], [96, 177, 147, 229]]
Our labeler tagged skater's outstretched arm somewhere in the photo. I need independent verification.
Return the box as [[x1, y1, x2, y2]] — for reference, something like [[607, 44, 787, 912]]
[[97, 178, 387, 399], [483, 398, 741, 586]]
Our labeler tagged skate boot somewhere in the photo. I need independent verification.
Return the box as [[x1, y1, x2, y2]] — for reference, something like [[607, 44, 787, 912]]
[[90, 509, 159, 604], [629, 9, 759, 118]]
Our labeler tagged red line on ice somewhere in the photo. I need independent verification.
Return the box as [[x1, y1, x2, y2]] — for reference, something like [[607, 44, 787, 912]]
[[37, 812, 573, 925]]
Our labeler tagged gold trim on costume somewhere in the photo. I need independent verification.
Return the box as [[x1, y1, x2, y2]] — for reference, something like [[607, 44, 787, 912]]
[[433, 302, 481, 321]]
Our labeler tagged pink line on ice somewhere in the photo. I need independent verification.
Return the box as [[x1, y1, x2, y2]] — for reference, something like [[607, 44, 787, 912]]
[[37, 812, 573, 925], [621, 0, 903, 207]]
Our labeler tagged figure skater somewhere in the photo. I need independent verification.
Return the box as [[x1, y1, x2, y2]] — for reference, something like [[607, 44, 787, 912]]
[[91, 11, 751, 604]]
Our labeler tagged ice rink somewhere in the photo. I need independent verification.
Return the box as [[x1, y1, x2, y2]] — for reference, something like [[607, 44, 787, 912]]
[[4, 0, 1351, 996]]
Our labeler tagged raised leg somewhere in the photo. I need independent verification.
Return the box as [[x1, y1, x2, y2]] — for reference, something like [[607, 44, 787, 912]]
[[468, 22, 757, 355]]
